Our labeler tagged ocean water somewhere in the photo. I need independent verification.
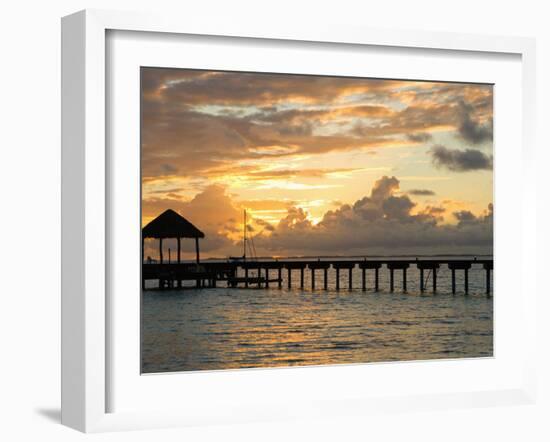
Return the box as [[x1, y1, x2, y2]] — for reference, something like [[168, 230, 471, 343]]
[[141, 263, 493, 373]]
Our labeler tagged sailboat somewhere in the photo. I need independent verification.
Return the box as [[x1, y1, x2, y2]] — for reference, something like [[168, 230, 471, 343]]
[[229, 209, 257, 262], [228, 210, 265, 287]]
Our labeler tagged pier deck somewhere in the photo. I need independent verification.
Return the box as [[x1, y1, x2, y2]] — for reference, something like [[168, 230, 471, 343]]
[[143, 258, 493, 295]]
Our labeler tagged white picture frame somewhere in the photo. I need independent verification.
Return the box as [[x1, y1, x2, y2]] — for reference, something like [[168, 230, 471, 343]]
[[61, 9, 537, 433]]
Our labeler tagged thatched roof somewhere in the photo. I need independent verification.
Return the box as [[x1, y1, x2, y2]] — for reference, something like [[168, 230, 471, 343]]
[[142, 209, 205, 239]]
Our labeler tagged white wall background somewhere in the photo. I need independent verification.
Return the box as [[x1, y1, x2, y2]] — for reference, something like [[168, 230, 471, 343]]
[[0, 1, 548, 440]]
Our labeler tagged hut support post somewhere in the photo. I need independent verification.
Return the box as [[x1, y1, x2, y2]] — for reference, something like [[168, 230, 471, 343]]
[[375, 268, 379, 292], [288, 268, 292, 289], [348, 268, 353, 290], [195, 238, 200, 264], [159, 238, 163, 264], [265, 268, 269, 288], [300, 267, 304, 289], [362, 268, 366, 291], [390, 268, 394, 292], [278, 268, 282, 288], [324, 268, 328, 290], [465, 268, 469, 295], [336, 268, 340, 291], [245, 266, 249, 288], [257, 268, 261, 288], [403, 268, 407, 292], [433, 268, 437, 292], [420, 268, 424, 292], [311, 269, 315, 290], [486, 268, 491, 295], [177, 237, 181, 288]]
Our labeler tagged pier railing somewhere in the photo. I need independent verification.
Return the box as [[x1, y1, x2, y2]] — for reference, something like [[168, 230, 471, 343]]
[[142, 258, 493, 295]]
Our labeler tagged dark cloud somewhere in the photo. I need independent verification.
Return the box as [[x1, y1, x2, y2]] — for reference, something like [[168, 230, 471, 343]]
[[454, 210, 477, 223], [456, 100, 493, 144], [420, 206, 446, 222], [407, 189, 436, 196], [429, 145, 493, 172], [406, 132, 433, 143], [254, 218, 276, 232], [142, 68, 410, 106]]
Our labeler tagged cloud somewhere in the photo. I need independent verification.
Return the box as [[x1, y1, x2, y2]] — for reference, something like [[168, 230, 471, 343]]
[[407, 189, 436, 196], [406, 132, 433, 143], [141, 69, 493, 183], [456, 100, 493, 144], [143, 176, 492, 257], [244, 167, 365, 181], [142, 68, 411, 106], [252, 176, 493, 255], [142, 185, 242, 255], [454, 210, 477, 223], [240, 199, 296, 211], [429, 145, 493, 172]]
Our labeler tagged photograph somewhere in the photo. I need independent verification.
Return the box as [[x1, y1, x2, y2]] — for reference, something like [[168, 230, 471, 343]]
[[140, 67, 494, 374]]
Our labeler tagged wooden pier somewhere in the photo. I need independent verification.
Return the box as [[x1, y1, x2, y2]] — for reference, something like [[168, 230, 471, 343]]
[[142, 258, 493, 295]]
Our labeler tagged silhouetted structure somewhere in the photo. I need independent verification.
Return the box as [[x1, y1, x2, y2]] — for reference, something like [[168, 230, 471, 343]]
[[142, 209, 206, 289], [142, 257, 493, 296]]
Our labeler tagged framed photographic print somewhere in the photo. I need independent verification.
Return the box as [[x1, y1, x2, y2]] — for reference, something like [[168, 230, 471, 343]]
[[61, 9, 537, 432], [140, 67, 495, 374]]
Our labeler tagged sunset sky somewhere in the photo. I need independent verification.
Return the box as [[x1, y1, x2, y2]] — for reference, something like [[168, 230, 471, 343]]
[[141, 68, 493, 259]]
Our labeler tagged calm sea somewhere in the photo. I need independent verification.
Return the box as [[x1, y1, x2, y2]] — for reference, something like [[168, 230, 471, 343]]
[[141, 259, 493, 373]]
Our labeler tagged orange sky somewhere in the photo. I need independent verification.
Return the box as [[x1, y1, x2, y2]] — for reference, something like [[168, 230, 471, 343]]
[[141, 68, 493, 259]]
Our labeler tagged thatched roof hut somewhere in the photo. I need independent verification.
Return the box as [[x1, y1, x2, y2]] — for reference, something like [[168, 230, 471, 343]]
[[142, 209, 204, 239], [142, 209, 205, 264]]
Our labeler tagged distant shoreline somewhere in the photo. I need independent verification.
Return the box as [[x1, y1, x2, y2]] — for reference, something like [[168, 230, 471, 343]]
[[165, 253, 494, 263]]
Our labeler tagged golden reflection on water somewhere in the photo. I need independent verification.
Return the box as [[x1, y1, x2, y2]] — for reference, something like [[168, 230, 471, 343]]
[[142, 267, 493, 373]]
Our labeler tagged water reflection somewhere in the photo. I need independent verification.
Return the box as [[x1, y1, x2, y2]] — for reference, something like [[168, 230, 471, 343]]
[[142, 267, 493, 373]]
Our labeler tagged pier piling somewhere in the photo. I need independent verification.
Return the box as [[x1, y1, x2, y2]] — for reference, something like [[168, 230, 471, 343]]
[[143, 258, 492, 295], [484, 262, 492, 296], [451, 269, 456, 294]]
